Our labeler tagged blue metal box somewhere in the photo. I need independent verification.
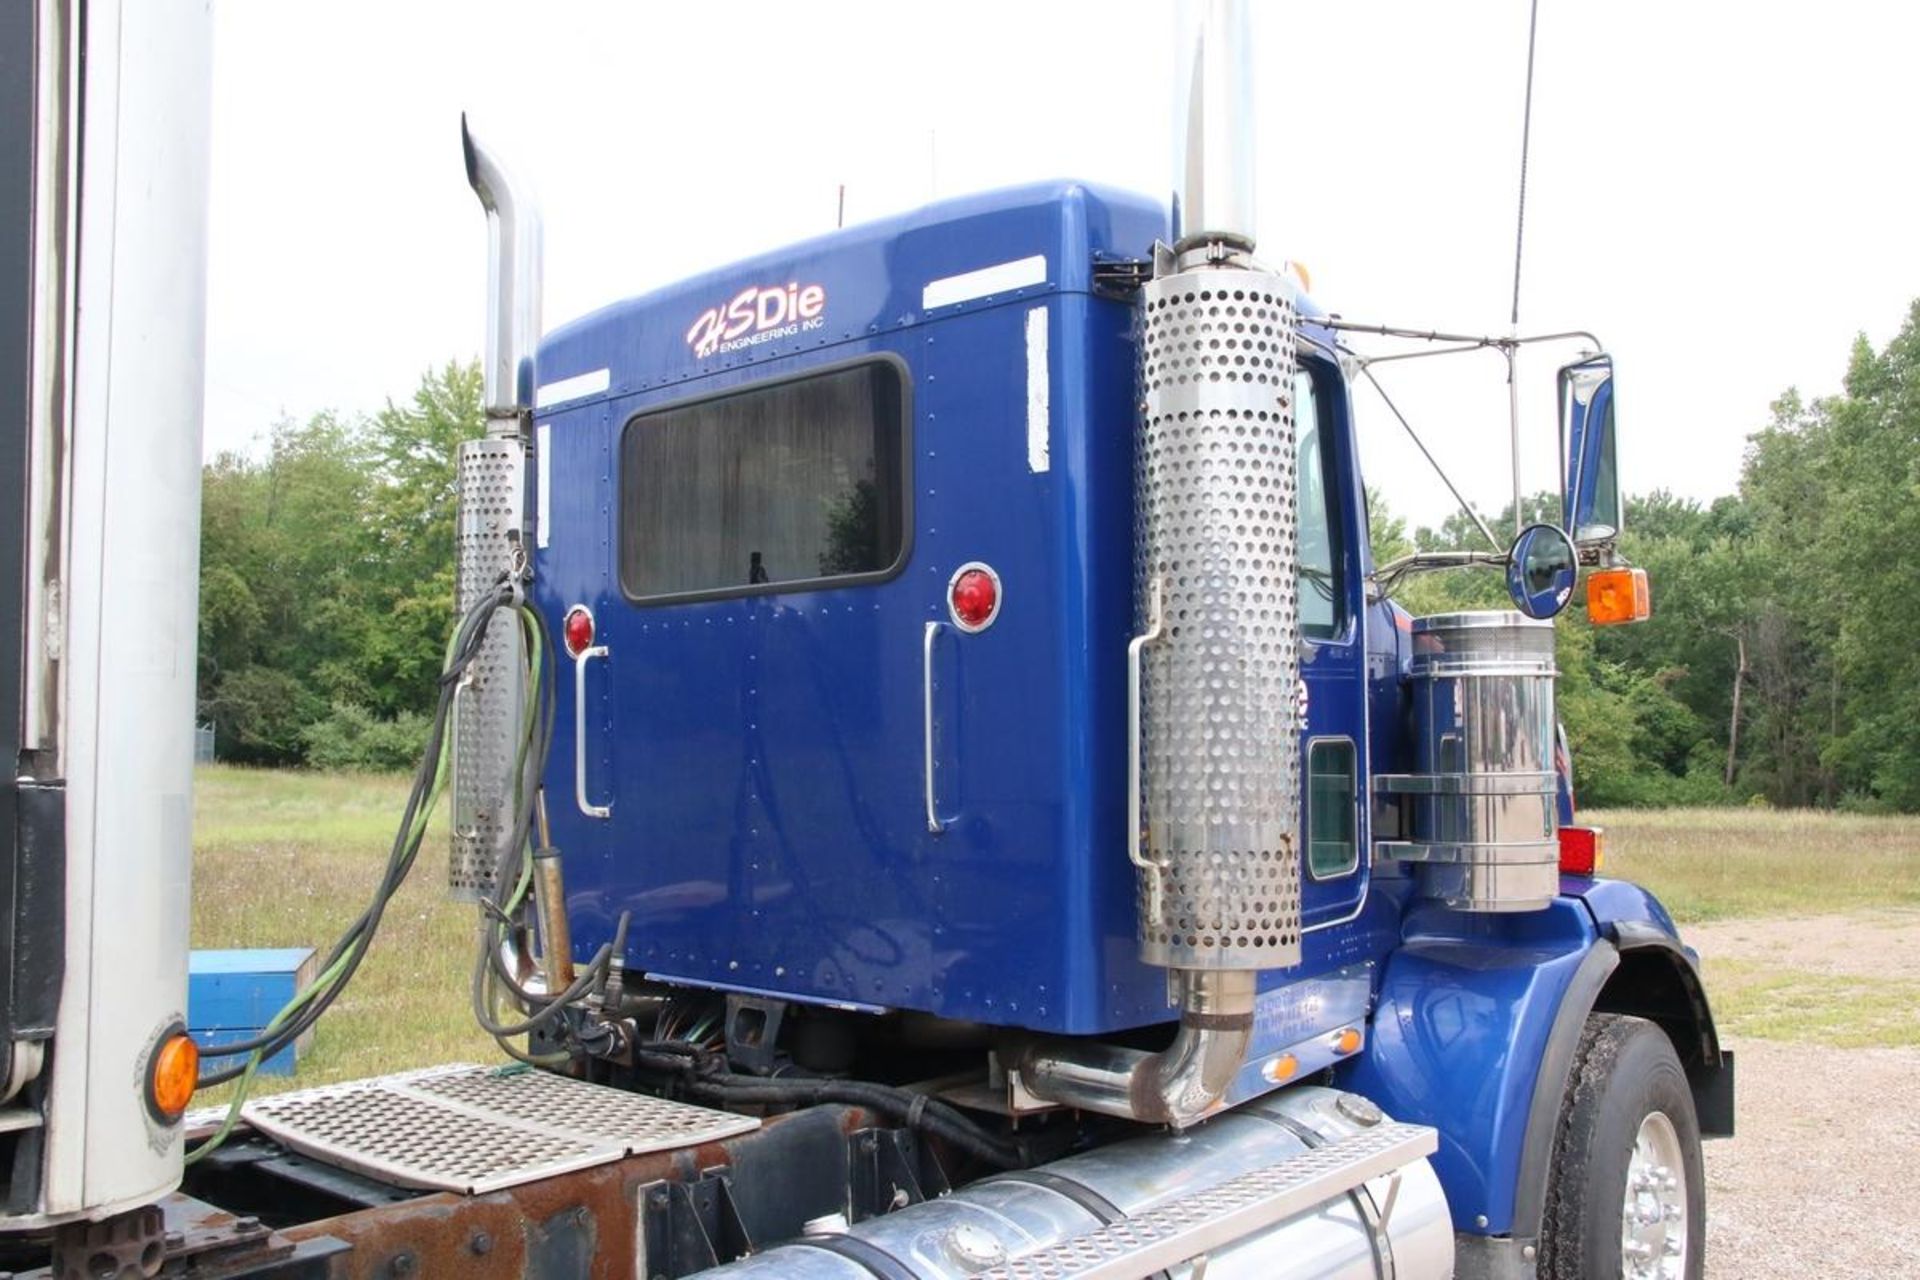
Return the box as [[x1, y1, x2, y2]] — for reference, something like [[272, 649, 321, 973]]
[[187, 947, 316, 1076]]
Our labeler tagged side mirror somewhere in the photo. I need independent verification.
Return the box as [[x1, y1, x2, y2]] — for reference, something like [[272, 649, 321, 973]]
[[1506, 523, 1577, 619], [1559, 354, 1621, 545]]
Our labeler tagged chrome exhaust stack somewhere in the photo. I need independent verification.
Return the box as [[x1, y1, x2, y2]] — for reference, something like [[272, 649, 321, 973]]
[[460, 114, 542, 433], [1172, 0, 1258, 252], [1011, 0, 1301, 1130], [450, 118, 541, 902]]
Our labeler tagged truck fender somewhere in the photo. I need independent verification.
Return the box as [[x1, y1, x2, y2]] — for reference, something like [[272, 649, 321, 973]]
[[1570, 877, 1733, 1139], [1339, 889, 1730, 1279], [1594, 920, 1733, 1138], [1335, 897, 1604, 1247], [1475, 896, 1732, 1280]]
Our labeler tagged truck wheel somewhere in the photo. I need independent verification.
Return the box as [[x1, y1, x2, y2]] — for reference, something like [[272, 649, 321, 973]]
[[1539, 1013, 1704, 1280]]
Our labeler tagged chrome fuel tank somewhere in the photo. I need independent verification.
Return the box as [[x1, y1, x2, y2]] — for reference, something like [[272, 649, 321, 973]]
[[690, 1087, 1451, 1279]]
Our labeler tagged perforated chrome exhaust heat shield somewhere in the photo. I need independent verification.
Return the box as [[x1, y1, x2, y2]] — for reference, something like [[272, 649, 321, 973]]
[[1010, 0, 1303, 1130], [451, 119, 540, 901], [1134, 267, 1302, 972]]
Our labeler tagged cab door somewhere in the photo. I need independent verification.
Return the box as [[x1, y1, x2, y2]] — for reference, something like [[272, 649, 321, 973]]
[[1294, 358, 1370, 931]]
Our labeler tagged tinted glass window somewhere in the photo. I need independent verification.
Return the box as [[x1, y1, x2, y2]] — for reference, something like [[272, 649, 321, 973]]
[[1307, 738, 1358, 878], [620, 361, 906, 600], [1295, 368, 1343, 639]]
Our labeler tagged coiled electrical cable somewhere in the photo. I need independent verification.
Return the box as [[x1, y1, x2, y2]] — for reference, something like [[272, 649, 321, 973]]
[[187, 577, 526, 1160]]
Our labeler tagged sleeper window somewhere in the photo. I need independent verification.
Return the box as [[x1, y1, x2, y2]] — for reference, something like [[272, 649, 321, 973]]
[[620, 361, 906, 601]]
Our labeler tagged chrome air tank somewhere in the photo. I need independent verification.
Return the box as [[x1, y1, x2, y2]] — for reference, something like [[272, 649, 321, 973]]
[[692, 1087, 1452, 1279], [1134, 264, 1304, 970], [1380, 610, 1560, 911]]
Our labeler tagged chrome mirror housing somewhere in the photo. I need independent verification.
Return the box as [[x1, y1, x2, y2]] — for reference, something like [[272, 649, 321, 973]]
[[1559, 354, 1621, 545]]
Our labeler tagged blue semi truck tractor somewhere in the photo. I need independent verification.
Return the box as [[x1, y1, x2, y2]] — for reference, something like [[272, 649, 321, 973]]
[[0, 1, 1730, 1278]]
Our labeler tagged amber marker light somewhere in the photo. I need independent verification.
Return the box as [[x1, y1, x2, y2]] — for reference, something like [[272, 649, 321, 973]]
[[1587, 566, 1650, 626], [147, 1027, 199, 1124], [1333, 1027, 1362, 1055], [1262, 1053, 1300, 1084]]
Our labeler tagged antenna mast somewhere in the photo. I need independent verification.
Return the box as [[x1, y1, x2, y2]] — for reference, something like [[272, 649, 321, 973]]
[[1505, 0, 1543, 534]]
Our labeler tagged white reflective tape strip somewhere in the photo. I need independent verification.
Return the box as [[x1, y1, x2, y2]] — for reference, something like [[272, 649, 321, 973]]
[[1025, 305, 1050, 474], [535, 423, 552, 548], [922, 254, 1047, 310], [534, 367, 611, 408]]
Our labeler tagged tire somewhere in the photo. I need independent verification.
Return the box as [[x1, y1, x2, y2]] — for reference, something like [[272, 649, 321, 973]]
[[1538, 1013, 1706, 1280]]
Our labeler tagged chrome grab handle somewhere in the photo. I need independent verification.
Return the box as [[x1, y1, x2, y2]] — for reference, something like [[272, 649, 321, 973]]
[[1128, 576, 1167, 873], [923, 621, 946, 833], [574, 644, 611, 819]]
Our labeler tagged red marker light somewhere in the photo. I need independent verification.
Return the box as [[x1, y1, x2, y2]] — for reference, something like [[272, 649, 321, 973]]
[[948, 564, 1001, 632], [1559, 825, 1605, 876], [563, 606, 595, 657]]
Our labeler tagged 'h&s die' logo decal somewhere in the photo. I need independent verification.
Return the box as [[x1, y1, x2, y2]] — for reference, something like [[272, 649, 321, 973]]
[[687, 282, 827, 359]]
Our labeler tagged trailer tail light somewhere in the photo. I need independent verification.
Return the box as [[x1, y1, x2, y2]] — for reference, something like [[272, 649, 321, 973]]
[[1559, 825, 1605, 876], [563, 605, 594, 657], [948, 563, 1001, 632], [1587, 567, 1650, 626], [146, 1028, 199, 1124]]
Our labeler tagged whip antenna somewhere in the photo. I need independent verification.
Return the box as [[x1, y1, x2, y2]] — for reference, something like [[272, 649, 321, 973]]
[[1510, 0, 1541, 329], [1503, 0, 1543, 532]]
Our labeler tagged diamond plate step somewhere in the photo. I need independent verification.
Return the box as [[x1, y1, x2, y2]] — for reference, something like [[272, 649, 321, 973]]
[[976, 1120, 1438, 1280], [242, 1064, 759, 1195]]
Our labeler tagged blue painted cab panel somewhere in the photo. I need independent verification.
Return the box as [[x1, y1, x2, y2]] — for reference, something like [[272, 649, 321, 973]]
[[536, 184, 1183, 1034]]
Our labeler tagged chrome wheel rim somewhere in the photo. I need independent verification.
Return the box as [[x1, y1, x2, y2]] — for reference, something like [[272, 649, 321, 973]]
[[1621, 1109, 1689, 1279]]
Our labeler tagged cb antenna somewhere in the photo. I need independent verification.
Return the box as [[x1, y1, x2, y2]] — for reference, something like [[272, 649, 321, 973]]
[[1509, 0, 1541, 328], [1504, 0, 1543, 533]]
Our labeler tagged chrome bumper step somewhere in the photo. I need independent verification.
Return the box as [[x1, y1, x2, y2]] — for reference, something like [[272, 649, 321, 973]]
[[975, 1120, 1438, 1280]]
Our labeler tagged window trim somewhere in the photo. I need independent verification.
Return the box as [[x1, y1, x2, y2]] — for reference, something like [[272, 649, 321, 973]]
[[1304, 734, 1361, 881], [1294, 358, 1351, 646], [615, 353, 915, 607]]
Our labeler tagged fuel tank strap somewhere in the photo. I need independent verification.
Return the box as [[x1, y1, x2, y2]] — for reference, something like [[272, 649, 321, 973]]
[[973, 1121, 1436, 1280], [786, 1233, 919, 1280], [980, 1171, 1172, 1280], [984, 1168, 1129, 1223], [1241, 1105, 1400, 1280]]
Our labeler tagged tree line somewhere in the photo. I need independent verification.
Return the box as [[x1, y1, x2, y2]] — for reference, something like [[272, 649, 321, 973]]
[[199, 361, 482, 769], [197, 301, 1920, 809], [1374, 299, 1920, 811]]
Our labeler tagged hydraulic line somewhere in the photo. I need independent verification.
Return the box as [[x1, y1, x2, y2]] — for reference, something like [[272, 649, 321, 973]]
[[187, 577, 549, 1160], [631, 1041, 1026, 1170]]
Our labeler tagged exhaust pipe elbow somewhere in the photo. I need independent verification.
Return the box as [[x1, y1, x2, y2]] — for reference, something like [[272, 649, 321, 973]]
[[461, 114, 543, 426], [1011, 971, 1255, 1129]]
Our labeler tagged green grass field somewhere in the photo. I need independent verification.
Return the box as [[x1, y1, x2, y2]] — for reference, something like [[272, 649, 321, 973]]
[[192, 766, 496, 1101], [1593, 806, 1920, 922], [189, 767, 1920, 1100]]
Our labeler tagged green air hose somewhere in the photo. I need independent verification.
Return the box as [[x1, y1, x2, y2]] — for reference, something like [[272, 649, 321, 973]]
[[186, 585, 552, 1163]]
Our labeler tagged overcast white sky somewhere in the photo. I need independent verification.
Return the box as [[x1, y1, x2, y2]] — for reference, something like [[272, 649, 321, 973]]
[[205, 1, 1920, 529]]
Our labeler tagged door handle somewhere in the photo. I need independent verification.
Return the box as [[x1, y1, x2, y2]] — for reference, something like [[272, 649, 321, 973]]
[[924, 620, 945, 833], [575, 643, 611, 819]]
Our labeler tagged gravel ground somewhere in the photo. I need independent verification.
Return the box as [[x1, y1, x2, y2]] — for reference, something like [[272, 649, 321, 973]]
[[1687, 912, 1920, 1278]]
